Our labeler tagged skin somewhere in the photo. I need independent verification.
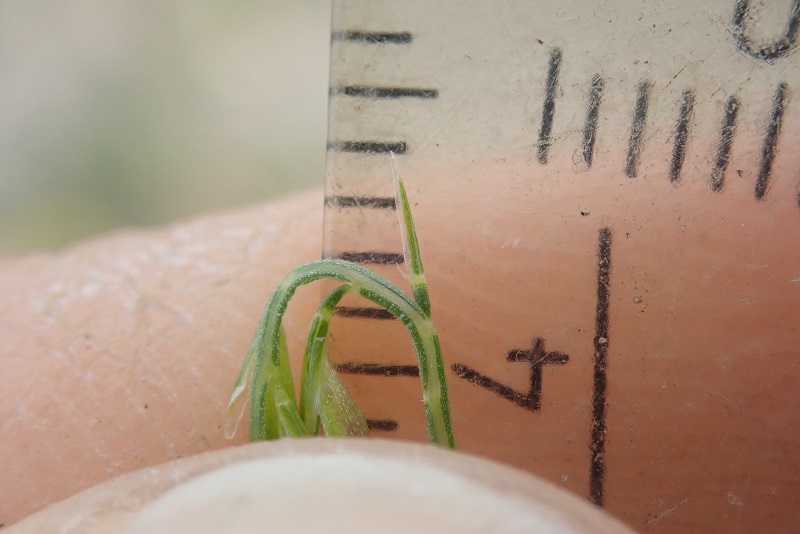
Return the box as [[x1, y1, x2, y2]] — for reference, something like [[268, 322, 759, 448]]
[[5, 439, 636, 533], [1, 186, 796, 531], [0, 190, 632, 533], [0, 190, 324, 525]]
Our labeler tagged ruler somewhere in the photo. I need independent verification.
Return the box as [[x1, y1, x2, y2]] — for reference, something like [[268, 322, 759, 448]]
[[322, 2, 799, 532]]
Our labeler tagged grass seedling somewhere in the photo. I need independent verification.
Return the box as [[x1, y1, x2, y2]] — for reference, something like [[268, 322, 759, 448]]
[[225, 161, 455, 448]]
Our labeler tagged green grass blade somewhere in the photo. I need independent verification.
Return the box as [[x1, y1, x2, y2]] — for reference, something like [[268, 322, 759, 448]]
[[257, 329, 307, 439], [391, 157, 430, 317], [275, 386, 308, 437], [243, 259, 455, 447], [246, 260, 415, 440], [236, 162, 456, 448], [248, 326, 299, 440], [300, 315, 324, 435], [392, 162, 453, 446], [357, 285, 454, 448], [275, 327, 297, 406], [300, 285, 350, 433], [258, 374, 281, 440], [297, 285, 370, 438]]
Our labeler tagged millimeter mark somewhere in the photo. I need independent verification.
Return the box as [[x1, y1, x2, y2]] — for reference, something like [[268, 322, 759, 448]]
[[337, 362, 420, 377], [537, 48, 563, 164], [333, 306, 396, 320], [624, 81, 652, 178], [332, 31, 413, 44], [332, 251, 405, 264], [582, 75, 605, 168], [366, 419, 399, 431], [324, 196, 396, 209], [332, 85, 438, 99], [327, 141, 407, 154], [710, 95, 740, 192], [755, 82, 788, 200], [669, 89, 696, 183]]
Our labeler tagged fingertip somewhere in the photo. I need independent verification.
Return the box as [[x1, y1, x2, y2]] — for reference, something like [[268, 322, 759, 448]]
[[8, 440, 635, 534]]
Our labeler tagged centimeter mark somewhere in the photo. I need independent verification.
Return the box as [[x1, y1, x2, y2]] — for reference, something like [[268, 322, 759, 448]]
[[452, 337, 569, 412], [330, 228, 615, 507], [590, 227, 612, 507]]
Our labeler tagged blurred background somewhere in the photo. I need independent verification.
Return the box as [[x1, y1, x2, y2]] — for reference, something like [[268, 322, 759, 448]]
[[0, 1, 331, 255]]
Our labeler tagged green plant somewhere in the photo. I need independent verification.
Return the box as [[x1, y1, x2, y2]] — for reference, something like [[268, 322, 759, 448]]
[[224, 163, 455, 448]]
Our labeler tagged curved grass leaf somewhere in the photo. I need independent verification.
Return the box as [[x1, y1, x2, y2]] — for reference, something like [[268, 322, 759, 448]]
[[225, 174, 455, 449]]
